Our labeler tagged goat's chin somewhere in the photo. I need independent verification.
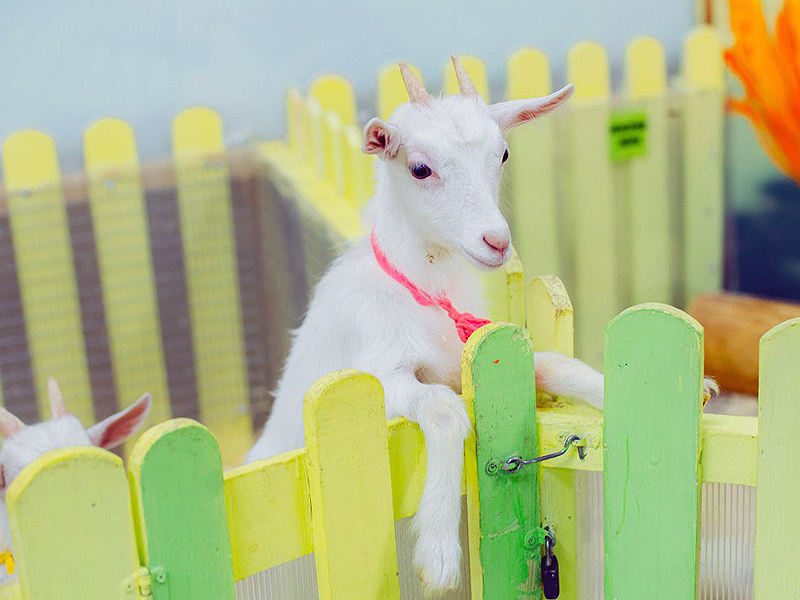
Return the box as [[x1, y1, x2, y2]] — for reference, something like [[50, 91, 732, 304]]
[[460, 247, 507, 271]]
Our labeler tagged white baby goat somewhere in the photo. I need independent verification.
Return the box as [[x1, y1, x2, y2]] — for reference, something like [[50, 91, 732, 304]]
[[0, 378, 152, 567], [247, 57, 606, 592]]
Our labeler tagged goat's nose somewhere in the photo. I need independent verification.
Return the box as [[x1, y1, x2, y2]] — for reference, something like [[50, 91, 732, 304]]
[[483, 233, 510, 255]]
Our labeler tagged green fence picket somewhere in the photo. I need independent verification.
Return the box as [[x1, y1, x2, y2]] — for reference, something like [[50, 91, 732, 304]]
[[129, 419, 235, 600], [464, 323, 542, 599], [604, 303, 703, 599]]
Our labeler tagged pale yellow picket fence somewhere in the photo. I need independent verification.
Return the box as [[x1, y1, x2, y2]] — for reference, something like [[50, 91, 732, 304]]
[[259, 25, 725, 367]]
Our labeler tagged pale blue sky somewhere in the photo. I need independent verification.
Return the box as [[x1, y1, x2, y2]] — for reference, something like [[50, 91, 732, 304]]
[[0, 0, 695, 171]]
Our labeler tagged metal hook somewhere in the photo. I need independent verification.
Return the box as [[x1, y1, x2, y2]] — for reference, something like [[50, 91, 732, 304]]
[[486, 435, 586, 475]]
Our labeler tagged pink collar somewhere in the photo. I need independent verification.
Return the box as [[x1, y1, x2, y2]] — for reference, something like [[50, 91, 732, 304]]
[[370, 229, 491, 343]]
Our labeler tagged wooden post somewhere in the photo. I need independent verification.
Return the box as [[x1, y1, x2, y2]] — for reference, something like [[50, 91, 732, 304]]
[[8, 448, 140, 600], [528, 275, 583, 600], [625, 37, 672, 306], [505, 49, 560, 280], [129, 419, 236, 600], [754, 318, 800, 599], [604, 304, 703, 598], [463, 323, 541, 598], [83, 117, 171, 454], [304, 370, 401, 600], [172, 107, 252, 466], [1, 130, 93, 424], [681, 26, 724, 304], [567, 41, 617, 368]]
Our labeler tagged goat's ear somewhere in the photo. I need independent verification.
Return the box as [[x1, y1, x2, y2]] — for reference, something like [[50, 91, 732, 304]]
[[362, 118, 401, 158], [488, 84, 574, 131], [87, 393, 152, 449]]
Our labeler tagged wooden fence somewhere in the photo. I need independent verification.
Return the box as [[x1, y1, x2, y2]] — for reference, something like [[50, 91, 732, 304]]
[[258, 25, 726, 368], [0, 273, 795, 598]]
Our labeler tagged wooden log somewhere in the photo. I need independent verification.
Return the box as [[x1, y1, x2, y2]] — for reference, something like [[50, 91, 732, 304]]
[[687, 292, 800, 396]]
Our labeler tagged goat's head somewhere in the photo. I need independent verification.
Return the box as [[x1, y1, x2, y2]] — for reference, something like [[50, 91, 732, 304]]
[[363, 56, 573, 270], [0, 378, 152, 497]]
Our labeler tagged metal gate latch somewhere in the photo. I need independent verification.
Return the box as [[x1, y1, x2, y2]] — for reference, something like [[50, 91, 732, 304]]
[[486, 434, 587, 475]]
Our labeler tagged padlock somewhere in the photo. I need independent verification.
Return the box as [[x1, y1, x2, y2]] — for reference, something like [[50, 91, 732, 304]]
[[541, 533, 560, 599]]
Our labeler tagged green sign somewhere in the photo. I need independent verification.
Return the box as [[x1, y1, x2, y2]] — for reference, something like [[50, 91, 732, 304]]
[[609, 110, 647, 161]]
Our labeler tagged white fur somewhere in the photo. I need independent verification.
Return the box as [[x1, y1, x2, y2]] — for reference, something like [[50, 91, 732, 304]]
[[247, 77, 600, 592]]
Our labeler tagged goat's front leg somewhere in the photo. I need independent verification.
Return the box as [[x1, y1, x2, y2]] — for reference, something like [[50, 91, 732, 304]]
[[381, 369, 471, 593]]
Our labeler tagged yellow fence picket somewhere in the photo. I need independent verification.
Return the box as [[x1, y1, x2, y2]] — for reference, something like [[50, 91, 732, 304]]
[[172, 107, 251, 466], [443, 55, 489, 101], [681, 26, 724, 304], [625, 37, 671, 305], [306, 97, 326, 177], [321, 111, 344, 193], [7, 448, 140, 600], [377, 62, 424, 121], [308, 74, 357, 126], [286, 87, 308, 163], [505, 48, 560, 280], [567, 42, 616, 368], [83, 118, 171, 452], [754, 318, 800, 598], [528, 275, 582, 600], [304, 371, 401, 600], [1, 131, 93, 424]]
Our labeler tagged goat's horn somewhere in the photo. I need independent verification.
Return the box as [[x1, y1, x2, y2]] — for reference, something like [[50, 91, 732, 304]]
[[399, 62, 430, 104], [451, 55, 479, 98], [0, 407, 23, 439], [48, 377, 68, 419]]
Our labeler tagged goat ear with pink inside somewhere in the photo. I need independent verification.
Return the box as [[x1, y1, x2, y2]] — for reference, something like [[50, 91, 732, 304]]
[[488, 84, 575, 131], [362, 118, 401, 158], [86, 393, 152, 450]]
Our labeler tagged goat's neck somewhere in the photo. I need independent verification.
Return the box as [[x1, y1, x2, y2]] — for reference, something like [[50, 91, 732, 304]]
[[371, 186, 470, 298]]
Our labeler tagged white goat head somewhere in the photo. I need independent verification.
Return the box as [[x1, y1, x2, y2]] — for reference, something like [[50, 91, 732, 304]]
[[363, 56, 573, 270], [0, 378, 151, 497]]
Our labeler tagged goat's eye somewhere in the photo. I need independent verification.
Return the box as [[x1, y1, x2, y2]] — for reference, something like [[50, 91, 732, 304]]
[[502, 149, 509, 163], [409, 163, 432, 179]]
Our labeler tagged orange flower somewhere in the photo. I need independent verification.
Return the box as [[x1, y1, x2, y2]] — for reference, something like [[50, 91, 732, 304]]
[[726, 0, 800, 183]]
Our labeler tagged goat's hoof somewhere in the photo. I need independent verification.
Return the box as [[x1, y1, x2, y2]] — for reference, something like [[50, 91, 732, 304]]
[[414, 540, 461, 595]]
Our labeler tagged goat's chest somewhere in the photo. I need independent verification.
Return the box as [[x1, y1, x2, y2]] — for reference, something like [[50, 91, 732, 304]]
[[412, 306, 468, 390]]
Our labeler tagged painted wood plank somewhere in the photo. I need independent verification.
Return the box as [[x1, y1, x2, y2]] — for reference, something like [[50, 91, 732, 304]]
[[304, 370, 400, 600], [681, 26, 724, 305], [1, 130, 93, 425], [129, 419, 235, 600], [7, 447, 139, 600], [224, 449, 312, 581], [321, 111, 344, 193], [306, 97, 326, 177], [377, 62, 424, 121], [625, 37, 672, 306], [567, 42, 617, 368], [308, 73, 356, 126], [83, 117, 171, 454], [172, 107, 252, 467], [342, 124, 374, 209], [286, 87, 307, 162], [604, 304, 703, 599], [481, 251, 524, 325], [754, 317, 800, 599], [527, 275, 584, 600], [463, 323, 541, 599], [443, 55, 489, 101], [505, 49, 561, 280]]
